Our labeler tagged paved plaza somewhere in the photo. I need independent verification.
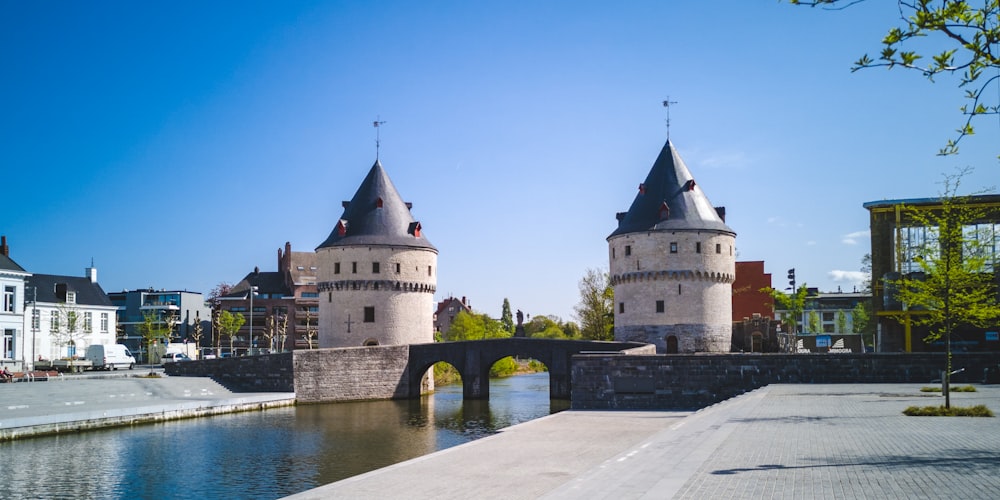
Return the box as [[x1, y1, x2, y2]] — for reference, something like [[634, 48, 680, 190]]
[[3, 375, 999, 498], [292, 384, 1000, 499]]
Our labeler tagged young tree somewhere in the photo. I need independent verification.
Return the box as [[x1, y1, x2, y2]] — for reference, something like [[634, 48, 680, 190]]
[[51, 305, 82, 358], [303, 310, 317, 349], [190, 312, 205, 358], [500, 298, 515, 334], [574, 268, 614, 341], [789, 0, 1000, 156], [216, 310, 246, 356], [763, 284, 810, 350], [138, 311, 169, 372], [888, 169, 1000, 407], [836, 310, 848, 334], [808, 311, 821, 333], [262, 314, 277, 353]]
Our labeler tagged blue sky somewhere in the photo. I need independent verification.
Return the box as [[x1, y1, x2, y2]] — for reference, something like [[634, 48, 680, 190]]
[[2, 1, 997, 322]]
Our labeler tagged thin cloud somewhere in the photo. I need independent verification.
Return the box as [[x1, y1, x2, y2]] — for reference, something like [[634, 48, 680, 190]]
[[698, 151, 749, 170], [829, 270, 867, 283], [841, 230, 870, 245]]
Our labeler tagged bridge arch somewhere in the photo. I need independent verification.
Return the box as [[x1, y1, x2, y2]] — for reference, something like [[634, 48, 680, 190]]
[[408, 338, 649, 400]]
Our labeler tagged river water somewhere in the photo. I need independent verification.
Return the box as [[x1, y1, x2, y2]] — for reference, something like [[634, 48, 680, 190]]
[[0, 373, 564, 499]]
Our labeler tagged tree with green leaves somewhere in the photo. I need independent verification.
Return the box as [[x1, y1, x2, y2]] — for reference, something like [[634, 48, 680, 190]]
[[574, 268, 614, 341], [808, 311, 822, 333], [763, 284, 810, 350], [138, 311, 170, 372], [500, 298, 515, 333], [836, 310, 848, 334], [887, 169, 1000, 407], [789, 0, 1000, 156], [216, 310, 246, 356], [851, 300, 873, 347]]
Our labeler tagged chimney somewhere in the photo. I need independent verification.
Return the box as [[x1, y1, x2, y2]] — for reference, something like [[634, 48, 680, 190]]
[[461, 296, 467, 305], [86, 258, 97, 283], [0, 235, 8, 257]]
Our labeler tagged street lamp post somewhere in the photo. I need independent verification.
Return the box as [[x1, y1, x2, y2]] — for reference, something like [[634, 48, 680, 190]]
[[24, 286, 36, 371], [248, 285, 258, 356]]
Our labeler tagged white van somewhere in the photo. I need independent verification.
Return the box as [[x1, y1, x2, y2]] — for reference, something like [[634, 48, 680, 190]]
[[85, 344, 136, 370]]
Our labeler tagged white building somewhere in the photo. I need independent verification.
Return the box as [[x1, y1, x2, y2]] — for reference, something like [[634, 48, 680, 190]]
[[608, 140, 736, 353], [25, 266, 118, 363], [1, 236, 31, 370], [315, 159, 438, 348]]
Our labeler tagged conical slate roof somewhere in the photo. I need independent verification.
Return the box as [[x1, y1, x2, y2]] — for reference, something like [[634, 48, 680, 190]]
[[608, 140, 734, 239], [317, 160, 437, 251]]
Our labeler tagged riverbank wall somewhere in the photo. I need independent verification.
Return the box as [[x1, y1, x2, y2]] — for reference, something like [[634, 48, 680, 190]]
[[571, 352, 1000, 410]]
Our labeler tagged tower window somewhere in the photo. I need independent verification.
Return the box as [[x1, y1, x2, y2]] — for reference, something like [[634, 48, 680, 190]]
[[670, 242, 678, 253], [678, 284, 682, 295], [619, 302, 625, 314], [656, 300, 665, 313], [372, 262, 380, 274], [716, 243, 721, 254], [625, 245, 631, 256], [428, 266, 432, 276], [364, 306, 375, 323], [696, 242, 701, 253], [612, 247, 616, 259], [334, 262, 341, 274], [352, 262, 357, 274], [395, 263, 401, 273]]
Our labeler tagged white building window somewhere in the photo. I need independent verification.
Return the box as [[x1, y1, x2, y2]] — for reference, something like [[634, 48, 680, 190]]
[[50, 311, 60, 332], [32, 309, 40, 330], [66, 291, 77, 304], [84, 312, 93, 333], [100, 313, 109, 333], [3, 286, 14, 313]]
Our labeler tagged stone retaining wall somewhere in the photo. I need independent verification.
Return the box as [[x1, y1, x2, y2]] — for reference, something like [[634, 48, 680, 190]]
[[293, 345, 410, 403], [570, 352, 1000, 410], [164, 353, 294, 392]]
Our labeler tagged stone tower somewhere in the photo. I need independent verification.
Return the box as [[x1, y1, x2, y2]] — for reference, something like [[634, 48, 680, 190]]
[[315, 159, 438, 348], [607, 140, 736, 353]]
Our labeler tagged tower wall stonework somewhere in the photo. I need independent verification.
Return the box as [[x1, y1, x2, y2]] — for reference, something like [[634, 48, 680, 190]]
[[609, 231, 735, 353], [317, 245, 437, 348]]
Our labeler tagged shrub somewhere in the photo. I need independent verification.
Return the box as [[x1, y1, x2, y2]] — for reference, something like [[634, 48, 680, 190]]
[[903, 405, 993, 417], [919, 385, 978, 393]]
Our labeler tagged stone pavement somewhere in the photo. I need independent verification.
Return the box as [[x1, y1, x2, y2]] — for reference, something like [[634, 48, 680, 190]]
[[0, 372, 294, 440], [289, 384, 1000, 500]]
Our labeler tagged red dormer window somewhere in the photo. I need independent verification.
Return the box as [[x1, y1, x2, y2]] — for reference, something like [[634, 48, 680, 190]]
[[410, 221, 422, 238], [376, 197, 384, 208], [686, 179, 696, 191], [658, 201, 670, 220], [638, 183, 646, 195], [336, 219, 348, 236]]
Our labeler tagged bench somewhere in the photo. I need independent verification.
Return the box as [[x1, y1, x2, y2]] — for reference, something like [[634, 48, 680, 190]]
[[1, 370, 59, 382]]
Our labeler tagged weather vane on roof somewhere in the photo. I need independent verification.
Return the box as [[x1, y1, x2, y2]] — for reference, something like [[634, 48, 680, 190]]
[[662, 97, 678, 141], [373, 116, 386, 160]]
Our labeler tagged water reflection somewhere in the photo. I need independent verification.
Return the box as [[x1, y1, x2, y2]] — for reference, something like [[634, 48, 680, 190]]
[[0, 372, 563, 499]]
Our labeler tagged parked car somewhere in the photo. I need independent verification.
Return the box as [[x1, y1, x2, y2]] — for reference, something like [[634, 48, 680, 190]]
[[161, 352, 192, 363]]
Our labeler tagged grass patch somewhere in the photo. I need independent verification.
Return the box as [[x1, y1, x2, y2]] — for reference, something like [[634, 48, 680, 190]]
[[919, 385, 978, 393], [903, 405, 993, 417]]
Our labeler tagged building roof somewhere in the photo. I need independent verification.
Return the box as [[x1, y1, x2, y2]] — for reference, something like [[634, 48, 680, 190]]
[[316, 160, 437, 252], [863, 194, 1000, 210], [609, 140, 735, 239], [25, 274, 113, 307], [225, 269, 292, 299], [0, 253, 28, 274]]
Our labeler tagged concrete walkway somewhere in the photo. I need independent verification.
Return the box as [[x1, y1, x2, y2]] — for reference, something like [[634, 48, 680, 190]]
[[288, 384, 1000, 500], [0, 373, 294, 440]]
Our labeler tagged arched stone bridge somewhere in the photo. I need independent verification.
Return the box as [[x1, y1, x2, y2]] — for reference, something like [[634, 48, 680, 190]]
[[408, 338, 651, 400]]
